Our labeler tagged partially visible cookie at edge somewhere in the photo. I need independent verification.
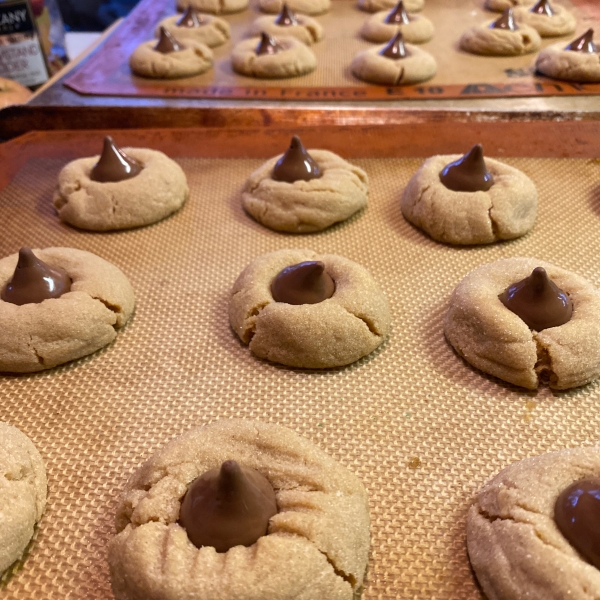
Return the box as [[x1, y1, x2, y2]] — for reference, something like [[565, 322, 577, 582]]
[[108, 419, 370, 600], [468, 447, 600, 600], [0, 422, 47, 574]]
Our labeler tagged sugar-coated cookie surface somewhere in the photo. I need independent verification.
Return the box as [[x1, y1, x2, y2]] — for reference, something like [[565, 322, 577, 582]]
[[232, 36, 316, 78], [156, 14, 230, 47], [351, 42, 436, 85], [444, 257, 600, 390], [129, 39, 212, 78], [229, 249, 391, 368], [242, 149, 368, 232], [0, 422, 46, 574], [468, 447, 600, 600], [53, 148, 189, 231], [0, 248, 135, 373], [358, 0, 423, 14], [485, 0, 536, 11], [401, 154, 537, 245], [108, 419, 370, 600], [177, 0, 248, 15], [259, 0, 330, 16]]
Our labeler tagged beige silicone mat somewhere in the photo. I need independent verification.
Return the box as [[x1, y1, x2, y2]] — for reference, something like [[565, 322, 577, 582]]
[[64, 0, 600, 100], [1, 154, 600, 599]]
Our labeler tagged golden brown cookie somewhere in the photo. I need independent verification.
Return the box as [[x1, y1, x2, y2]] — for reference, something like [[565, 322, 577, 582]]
[[401, 151, 537, 245], [360, 8, 434, 44], [177, 0, 248, 15], [232, 35, 316, 78], [0, 422, 46, 574], [229, 249, 391, 368], [460, 14, 541, 56], [536, 32, 600, 83], [129, 38, 212, 78], [54, 145, 189, 231], [242, 141, 368, 232], [249, 13, 323, 45], [0, 247, 135, 373], [156, 13, 230, 47], [513, 3, 576, 38], [444, 257, 600, 390], [259, 0, 330, 16], [468, 447, 600, 600], [358, 0, 423, 13], [108, 419, 370, 600], [486, 0, 536, 11], [351, 39, 436, 85]]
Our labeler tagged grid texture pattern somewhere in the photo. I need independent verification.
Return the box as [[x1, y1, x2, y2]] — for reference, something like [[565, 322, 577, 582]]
[[1, 155, 600, 599]]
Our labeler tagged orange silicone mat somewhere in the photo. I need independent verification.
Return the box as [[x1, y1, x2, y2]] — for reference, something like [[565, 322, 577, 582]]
[[64, 0, 600, 100], [1, 153, 600, 599]]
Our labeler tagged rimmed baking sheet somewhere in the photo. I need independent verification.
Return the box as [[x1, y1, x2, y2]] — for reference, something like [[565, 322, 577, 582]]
[[1, 145, 600, 599], [64, 0, 600, 100]]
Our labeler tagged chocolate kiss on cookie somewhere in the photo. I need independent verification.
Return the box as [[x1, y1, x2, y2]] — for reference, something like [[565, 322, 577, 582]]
[[90, 136, 143, 183], [439, 144, 494, 192], [155, 26, 186, 53], [275, 3, 298, 26], [1, 247, 71, 306], [256, 31, 284, 55], [271, 261, 335, 305], [499, 267, 573, 331], [179, 460, 277, 552], [530, 0, 555, 17], [380, 31, 410, 59], [177, 7, 206, 27], [272, 135, 322, 182], [490, 8, 518, 31], [554, 478, 600, 570], [385, 0, 411, 25], [566, 29, 597, 53]]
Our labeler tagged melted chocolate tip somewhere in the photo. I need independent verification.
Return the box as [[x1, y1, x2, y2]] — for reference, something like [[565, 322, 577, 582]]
[[530, 0, 555, 16], [177, 7, 205, 27], [491, 8, 518, 31], [256, 31, 284, 56], [499, 267, 573, 331], [384, 0, 410, 25], [566, 29, 597, 53], [271, 261, 335, 305], [380, 31, 409, 59], [275, 3, 298, 26], [439, 144, 494, 192], [271, 136, 322, 182], [90, 136, 143, 183], [155, 26, 186, 53]]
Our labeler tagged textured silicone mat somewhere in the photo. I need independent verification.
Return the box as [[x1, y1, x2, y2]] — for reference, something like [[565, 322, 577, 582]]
[[1, 155, 600, 599], [64, 0, 600, 100]]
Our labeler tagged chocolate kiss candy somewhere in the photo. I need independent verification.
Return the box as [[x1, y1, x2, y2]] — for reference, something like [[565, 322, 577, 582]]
[[566, 29, 597, 53], [179, 460, 277, 553], [256, 32, 284, 56], [1, 247, 71, 306], [177, 7, 206, 27], [439, 144, 494, 192], [554, 478, 600, 570], [275, 3, 298, 26], [384, 1, 411, 25], [90, 136, 143, 183], [154, 26, 186, 53], [271, 261, 335, 305], [530, 0, 555, 17], [272, 135, 322, 182], [499, 267, 573, 331], [490, 8, 518, 31], [380, 31, 409, 59]]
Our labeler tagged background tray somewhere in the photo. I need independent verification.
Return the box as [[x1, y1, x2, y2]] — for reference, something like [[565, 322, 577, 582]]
[[64, 0, 600, 101], [1, 129, 600, 599]]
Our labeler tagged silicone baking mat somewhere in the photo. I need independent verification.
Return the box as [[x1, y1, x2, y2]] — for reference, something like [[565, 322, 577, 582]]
[[1, 152, 600, 599], [64, 0, 600, 100]]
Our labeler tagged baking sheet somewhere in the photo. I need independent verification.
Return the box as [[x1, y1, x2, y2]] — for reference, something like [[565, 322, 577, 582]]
[[1, 151, 600, 598], [64, 0, 600, 100]]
